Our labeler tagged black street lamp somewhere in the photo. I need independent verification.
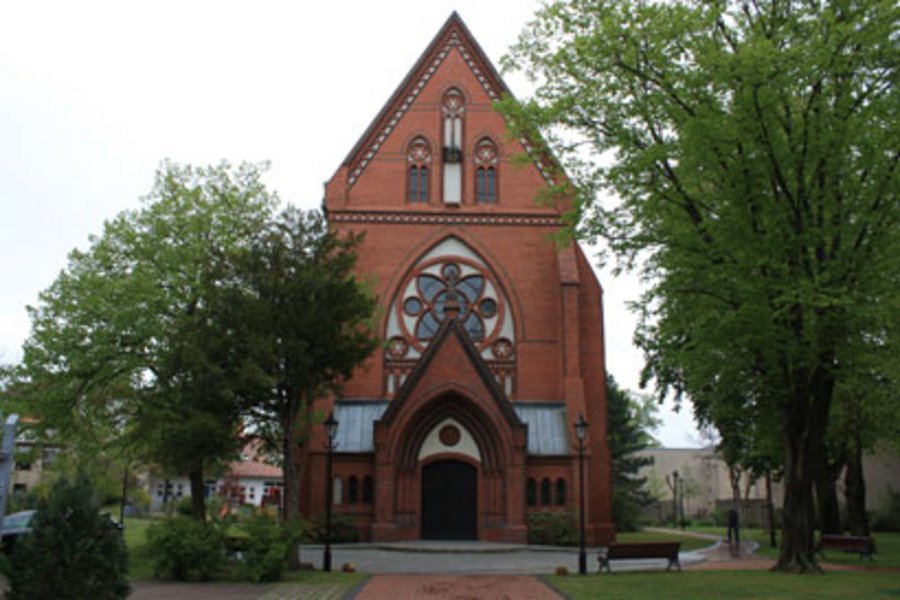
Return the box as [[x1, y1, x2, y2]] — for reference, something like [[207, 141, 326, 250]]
[[323, 412, 339, 572], [672, 470, 680, 528], [574, 413, 588, 575]]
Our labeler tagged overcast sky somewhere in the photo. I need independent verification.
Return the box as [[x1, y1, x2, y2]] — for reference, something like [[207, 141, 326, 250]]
[[0, 0, 702, 447]]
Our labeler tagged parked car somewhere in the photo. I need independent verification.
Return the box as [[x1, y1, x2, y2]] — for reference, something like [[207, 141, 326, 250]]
[[1, 510, 35, 552], [1, 509, 123, 552]]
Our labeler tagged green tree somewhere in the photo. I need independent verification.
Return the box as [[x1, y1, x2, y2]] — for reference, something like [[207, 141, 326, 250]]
[[17, 162, 276, 519], [6, 474, 129, 600], [503, 0, 898, 571], [606, 374, 659, 531], [220, 207, 378, 538]]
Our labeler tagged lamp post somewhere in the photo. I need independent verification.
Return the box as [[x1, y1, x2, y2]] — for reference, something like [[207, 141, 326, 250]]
[[574, 413, 588, 575], [323, 412, 339, 572], [672, 470, 680, 528]]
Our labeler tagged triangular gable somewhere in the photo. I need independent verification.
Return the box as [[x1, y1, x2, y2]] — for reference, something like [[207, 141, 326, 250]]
[[340, 11, 557, 189], [379, 315, 522, 429]]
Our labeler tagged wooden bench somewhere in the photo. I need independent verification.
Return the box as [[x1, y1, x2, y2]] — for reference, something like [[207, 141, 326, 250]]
[[816, 534, 876, 560], [597, 541, 682, 573]]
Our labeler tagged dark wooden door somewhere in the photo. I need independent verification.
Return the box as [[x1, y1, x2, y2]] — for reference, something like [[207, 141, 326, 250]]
[[421, 460, 477, 540]]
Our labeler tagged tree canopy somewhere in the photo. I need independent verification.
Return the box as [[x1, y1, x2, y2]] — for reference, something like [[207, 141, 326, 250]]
[[219, 207, 378, 529], [16, 162, 276, 518], [503, 0, 898, 572]]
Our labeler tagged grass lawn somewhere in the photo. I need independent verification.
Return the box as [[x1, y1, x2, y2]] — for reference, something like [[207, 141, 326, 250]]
[[616, 530, 714, 553], [685, 526, 900, 568], [123, 517, 156, 581], [548, 570, 900, 600]]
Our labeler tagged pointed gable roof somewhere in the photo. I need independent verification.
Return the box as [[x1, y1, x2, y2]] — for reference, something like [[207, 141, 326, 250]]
[[379, 315, 522, 429], [340, 12, 556, 189]]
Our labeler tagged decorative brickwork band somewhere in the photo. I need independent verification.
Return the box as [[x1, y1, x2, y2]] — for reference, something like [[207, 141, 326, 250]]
[[329, 210, 562, 227]]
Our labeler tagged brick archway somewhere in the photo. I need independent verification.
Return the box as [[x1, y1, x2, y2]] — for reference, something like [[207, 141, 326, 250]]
[[372, 387, 528, 542]]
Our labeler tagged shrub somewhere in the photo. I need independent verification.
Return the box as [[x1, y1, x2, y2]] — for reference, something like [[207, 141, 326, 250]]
[[4, 474, 130, 600], [527, 510, 578, 546], [237, 515, 295, 583], [308, 512, 359, 543], [175, 496, 195, 517], [145, 517, 225, 581], [871, 489, 900, 532]]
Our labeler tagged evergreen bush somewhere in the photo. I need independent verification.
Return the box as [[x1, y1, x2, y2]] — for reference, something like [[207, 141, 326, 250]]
[[308, 512, 359, 543], [4, 474, 129, 600], [145, 517, 225, 581], [526, 510, 578, 546], [237, 515, 295, 582]]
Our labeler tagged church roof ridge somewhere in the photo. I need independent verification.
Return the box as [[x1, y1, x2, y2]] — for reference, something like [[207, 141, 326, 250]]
[[337, 12, 558, 189]]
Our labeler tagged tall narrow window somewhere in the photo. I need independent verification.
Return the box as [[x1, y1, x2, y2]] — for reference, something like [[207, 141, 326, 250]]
[[362, 476, 374, 504], [348, 476, 359, 504], [540, 478, 552, 506], [441, 88, 464, 204], [333, 477, 343, 506], [555, 478, 567, 506], [526, 478, 537, 507], [407, 137, 431, 203], [475, 138, 498, 204]]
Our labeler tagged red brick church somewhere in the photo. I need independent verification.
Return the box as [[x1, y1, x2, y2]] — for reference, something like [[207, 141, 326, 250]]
[[301, 13, 614, 545]]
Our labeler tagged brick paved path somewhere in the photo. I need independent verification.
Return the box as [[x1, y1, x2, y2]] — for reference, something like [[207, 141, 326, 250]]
[[353, 575, 562, 600], [129, 582, 351, 599]]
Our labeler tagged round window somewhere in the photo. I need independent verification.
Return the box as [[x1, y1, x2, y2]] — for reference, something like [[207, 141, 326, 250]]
[[403, 297, 422, 316], [480, 298, 497, 318], [439, 425, 461, 447]]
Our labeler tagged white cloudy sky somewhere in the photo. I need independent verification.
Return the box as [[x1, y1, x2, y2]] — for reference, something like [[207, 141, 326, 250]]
[[0, 0, 701, 447]]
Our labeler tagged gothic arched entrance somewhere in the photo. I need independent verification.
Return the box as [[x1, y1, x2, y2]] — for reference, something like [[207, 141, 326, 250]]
[[421, 459, 477, 540]]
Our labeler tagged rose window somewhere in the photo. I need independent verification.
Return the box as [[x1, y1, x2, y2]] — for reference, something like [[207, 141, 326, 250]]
[[406, 261, 488, 342], [384, 238, 517, 397]]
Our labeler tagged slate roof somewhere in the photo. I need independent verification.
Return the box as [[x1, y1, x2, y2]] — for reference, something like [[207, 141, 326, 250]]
[[332, 398, 569, 456], [334, 400, 389, 453], [512, 402, 570, 456]]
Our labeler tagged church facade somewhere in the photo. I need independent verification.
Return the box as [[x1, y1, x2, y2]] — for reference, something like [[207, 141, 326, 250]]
[[301, 13, 614, 545]]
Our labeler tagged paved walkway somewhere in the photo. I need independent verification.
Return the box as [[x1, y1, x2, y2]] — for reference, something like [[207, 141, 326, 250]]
[[127, 530, 900, 598], [354, 575, 562, 600]]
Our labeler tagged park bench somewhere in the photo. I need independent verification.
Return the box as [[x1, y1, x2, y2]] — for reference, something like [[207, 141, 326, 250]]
[[597, 541, 682, 573], [816, 534, 876, 560]]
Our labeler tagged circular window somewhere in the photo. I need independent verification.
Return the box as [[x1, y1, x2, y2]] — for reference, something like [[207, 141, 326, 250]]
[[480, 298, 497, 318], [403, 297, 422, 316], [439, 425, 461, 447], [492, 338, 514, 359], [392, 256, 511, 351], [387, 336, 409, 359], [441, 262, 461, 282]]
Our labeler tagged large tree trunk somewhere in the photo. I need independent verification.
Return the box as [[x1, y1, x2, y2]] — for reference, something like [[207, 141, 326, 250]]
[[281, 388, 305, 569], [282, 393, 301, 525], [765, 470, 777, 548], [814, 450, 843, 534], [844, 433, 869, 536], [188, 463, 206, 521], [775, 364, 833, 572]]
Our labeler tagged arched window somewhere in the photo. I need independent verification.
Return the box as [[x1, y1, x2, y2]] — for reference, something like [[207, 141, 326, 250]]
[[348, 476, 359, 504], [540, 478, 552, 506], [526, 478, 537, 507], [333, 477, 343, 506], [362, 476, 374, 504], [441, 88, 464, 204], [474, 138, 498, 204], [555, 478, 567, 506], [407, 137, 431, 203]]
